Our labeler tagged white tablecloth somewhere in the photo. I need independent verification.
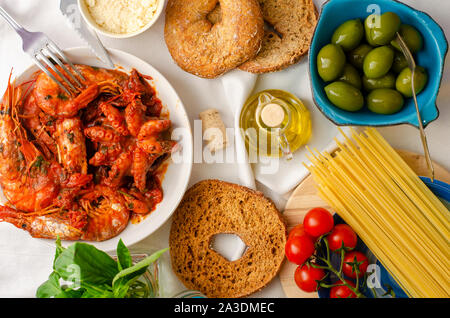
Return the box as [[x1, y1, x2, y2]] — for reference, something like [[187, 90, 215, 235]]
[[0, 0, 449, 298]]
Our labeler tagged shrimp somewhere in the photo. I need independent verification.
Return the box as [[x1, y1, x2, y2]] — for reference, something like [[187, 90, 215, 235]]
[[78, 185, 130, 241], [21, 94, 58, 158], [0, 78, 61, 212], [33, 65, 127, 118], [0, 185, 130, 241], [0, 205, 84, 240], [34, 78, 99, 118], [55, 118, 87, 174]]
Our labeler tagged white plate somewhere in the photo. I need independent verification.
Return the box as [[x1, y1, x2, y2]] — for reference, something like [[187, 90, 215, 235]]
[[8, 47, 193, 252]]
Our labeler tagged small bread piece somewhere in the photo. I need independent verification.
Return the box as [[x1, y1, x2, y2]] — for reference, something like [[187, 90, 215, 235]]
[[199, 109, 228, 152], [164, 0, 264, 78], [169, 180, 287, 298]]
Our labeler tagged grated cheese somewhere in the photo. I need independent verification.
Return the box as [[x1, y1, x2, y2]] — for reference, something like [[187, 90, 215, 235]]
[[84, 0, 160, 35]]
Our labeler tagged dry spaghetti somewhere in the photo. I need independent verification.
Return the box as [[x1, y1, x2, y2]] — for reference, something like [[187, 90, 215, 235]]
[[304, 127, 449, 298]]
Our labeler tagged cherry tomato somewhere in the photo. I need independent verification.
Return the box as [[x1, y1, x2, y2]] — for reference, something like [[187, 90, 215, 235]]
[[294, 264, 325, 293], [342, 251, 369, 278], [285, 234, 315, 265], [288, 224, 307, 240], [303, 208, 334, 237], [329, 280, 357, 298], [327, 224, 357, 252]]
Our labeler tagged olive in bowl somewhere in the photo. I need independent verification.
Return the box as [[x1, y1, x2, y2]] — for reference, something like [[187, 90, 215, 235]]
[[309, 0, 447, 128], [317, 12, 421, 116]]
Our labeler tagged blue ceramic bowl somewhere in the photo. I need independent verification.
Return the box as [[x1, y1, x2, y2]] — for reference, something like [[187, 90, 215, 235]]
[[309, 0, 448, 128], [318, 177, 450, 298]]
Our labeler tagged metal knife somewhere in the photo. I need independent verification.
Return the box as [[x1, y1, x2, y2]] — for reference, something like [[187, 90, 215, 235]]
[[59, 0, 114, 69]]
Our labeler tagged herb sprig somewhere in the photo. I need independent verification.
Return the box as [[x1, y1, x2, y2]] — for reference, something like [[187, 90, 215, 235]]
[[36, 238, 167, 298]]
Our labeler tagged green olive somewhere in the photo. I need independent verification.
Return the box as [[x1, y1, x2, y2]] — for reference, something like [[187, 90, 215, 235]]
[[363, 46, 394, 78], [391, 24, 423, 53], [392, 50, 408, 73], [324, 81, 364, 112], [317, 44, 346, 82], [362, 72, 396, 91], [348, 43, 373, 69], [367, 88, 404, 114], [365, 12, 401, 46], [395, 66, 428, 97], [332, 19, 364, 51], [339, 64, 362, 89]]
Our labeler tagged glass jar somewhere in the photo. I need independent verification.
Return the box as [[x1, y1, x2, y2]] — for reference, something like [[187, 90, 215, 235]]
[[111, 253, 160, 298], [239, 89, 311, 159]]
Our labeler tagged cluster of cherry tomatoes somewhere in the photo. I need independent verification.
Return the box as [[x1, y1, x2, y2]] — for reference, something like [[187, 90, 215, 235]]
[[285, 207, 369, 298]]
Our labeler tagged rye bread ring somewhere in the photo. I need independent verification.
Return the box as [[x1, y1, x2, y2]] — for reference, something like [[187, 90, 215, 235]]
[[164, 0, 264, 78], [169, 180, 287, 298]]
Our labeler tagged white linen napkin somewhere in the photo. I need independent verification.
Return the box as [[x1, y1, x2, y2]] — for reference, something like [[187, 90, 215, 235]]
[[221, 70, 258, 190], [220, 66, 310, 195]]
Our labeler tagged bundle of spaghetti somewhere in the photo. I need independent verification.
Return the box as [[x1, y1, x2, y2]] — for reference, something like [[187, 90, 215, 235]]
[[304, 127, 449, 298]]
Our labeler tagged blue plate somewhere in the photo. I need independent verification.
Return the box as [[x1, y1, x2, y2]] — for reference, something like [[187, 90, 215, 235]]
[[309, 0, 448, 128], [318, 177, 450, 298]]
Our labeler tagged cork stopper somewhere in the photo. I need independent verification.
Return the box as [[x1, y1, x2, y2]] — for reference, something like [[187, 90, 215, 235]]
[[260, 103, 285, 127]]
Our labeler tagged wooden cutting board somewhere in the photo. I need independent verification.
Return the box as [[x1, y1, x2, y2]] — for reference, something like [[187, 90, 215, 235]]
[[279, 149, 450, 298]]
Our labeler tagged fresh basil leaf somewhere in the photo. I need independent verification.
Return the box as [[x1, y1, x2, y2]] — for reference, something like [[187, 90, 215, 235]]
[[54, 242, 119, 286], [112, 248, 168, 287], [36, 271, 87, 298], [36, 272, 63, 298], [80, 282, 114, 298], [113, 280, 131, 298], [53, 237, 65, 269], [116, 239, 132, 271], [112, 270, 146, 298], [56, 286, 85, 298]]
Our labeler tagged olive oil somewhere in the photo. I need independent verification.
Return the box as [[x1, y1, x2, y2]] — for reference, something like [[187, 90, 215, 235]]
[[239, 89, 311, 158]]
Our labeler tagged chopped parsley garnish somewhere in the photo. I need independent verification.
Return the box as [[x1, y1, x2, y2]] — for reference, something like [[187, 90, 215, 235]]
[[33, 155, 45, 168], [57, 93, 68, 101], [67, 132, 75, 143]]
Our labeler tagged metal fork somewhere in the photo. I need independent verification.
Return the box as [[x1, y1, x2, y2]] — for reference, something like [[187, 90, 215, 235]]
[[395, 33, 434, 181], [0, 5, 85, 96]]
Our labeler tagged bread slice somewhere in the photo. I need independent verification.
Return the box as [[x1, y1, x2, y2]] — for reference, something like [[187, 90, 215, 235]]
[[208, 0, 318, 73], [240, 0, 318, 73], [169, 179, 287, 298]]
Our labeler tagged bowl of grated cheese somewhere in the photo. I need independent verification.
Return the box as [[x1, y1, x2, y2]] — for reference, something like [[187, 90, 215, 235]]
[[79, 0, 164, 38]]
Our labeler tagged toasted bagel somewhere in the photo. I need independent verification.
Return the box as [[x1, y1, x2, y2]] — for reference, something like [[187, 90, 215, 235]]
[[164, 0, 264, 78]]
